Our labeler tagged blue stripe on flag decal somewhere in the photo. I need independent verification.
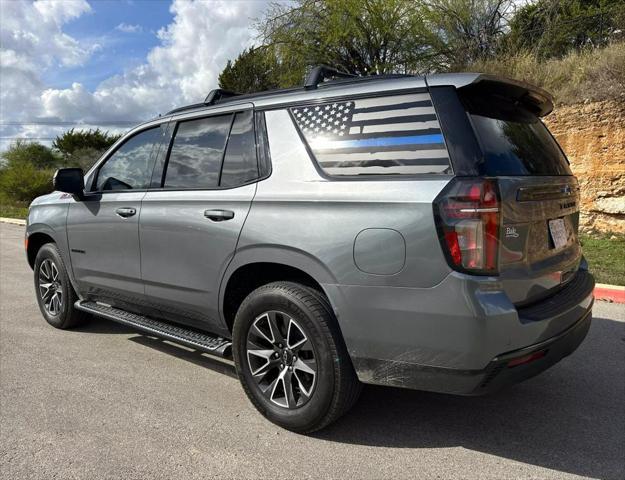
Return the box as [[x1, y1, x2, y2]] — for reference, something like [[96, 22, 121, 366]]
[[312, 134, 445, 150]]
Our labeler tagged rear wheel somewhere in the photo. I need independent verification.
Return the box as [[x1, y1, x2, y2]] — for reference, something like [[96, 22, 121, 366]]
[[232, 281, 361, 433], [34, 243, 88, 329]]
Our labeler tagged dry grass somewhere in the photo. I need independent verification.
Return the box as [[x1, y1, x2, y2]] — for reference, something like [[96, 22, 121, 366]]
[[471, 42, 625, 105]]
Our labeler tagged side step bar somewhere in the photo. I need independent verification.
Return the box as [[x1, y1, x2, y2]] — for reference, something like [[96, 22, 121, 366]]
[[75, 300, 232, 357]]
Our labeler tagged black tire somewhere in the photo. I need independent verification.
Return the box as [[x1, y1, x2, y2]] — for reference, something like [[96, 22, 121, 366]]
[[33, 243, 88, 329], [232, 281, 361, 433]]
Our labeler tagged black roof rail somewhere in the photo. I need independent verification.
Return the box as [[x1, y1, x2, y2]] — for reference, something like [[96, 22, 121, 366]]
[[165, 89, 241, 115], [164, 68, 412, 116], [166, 102, 205, 115], [304, 65, 356, 90], [204, 89, 240, 105]]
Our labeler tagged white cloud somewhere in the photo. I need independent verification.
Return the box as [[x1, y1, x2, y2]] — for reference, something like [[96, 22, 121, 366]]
[[0, 0, 271, 150], [33, 0, 91, 24], [1, 0, 93, 69], [0, 0, 97, 147], [115, 22, 142, 33]]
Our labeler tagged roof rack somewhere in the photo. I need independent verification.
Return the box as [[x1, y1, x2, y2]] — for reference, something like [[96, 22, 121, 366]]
[[204, 89, 240, 105], [304, 65, 356, 90], [164, 66, 407, 115], [165, 89, 242, 115]]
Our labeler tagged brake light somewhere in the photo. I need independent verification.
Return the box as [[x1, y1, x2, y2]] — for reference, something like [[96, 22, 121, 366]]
[[434, 178, 500, 275]]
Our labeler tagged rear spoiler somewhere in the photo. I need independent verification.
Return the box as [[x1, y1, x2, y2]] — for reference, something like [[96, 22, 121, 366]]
[[427, 73, 554, 117]]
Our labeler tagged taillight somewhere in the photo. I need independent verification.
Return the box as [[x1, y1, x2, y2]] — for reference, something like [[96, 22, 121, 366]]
[[433, 177, 500, 275]]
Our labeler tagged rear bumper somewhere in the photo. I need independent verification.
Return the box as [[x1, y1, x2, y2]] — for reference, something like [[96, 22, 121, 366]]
[[350, 308, 592, 395], [473, 308, 592, 394], [324, 269, 594, 394]]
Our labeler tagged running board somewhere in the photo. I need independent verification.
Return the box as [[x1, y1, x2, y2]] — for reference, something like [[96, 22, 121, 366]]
[[75, 300, 232, 357]]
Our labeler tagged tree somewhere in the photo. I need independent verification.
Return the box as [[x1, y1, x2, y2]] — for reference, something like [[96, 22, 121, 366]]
[[245, 0, 515, 84], [257, 0, 436, 83], [421, 0, 514, 69], [52, 128, 121, 171], [506, 0, 625, 58], [218, 46, 285, 93], [0, 140, 59, 170], [53, 128, 121, 158]]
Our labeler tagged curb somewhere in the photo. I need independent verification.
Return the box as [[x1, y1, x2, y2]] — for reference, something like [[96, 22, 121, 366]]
[[0, 217, 26, 226], [594, 283, 625, 304], [0, 215, 622, 303]]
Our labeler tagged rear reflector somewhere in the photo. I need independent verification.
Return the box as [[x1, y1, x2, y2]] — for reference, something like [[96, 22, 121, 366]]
[[507, 350, 546, 368]]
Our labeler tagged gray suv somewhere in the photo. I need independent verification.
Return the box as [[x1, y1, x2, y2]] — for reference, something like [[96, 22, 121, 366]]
[[26, 68, 594, 432]]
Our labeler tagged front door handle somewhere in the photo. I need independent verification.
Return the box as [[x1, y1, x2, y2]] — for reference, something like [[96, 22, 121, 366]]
[[204, 209, 234, 221], [115, 207, 137, 218]]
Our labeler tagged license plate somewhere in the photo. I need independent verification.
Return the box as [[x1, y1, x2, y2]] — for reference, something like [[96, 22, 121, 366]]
[[548, 218, 568, 249]]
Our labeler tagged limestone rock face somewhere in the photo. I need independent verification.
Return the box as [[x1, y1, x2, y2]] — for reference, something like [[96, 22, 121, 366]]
[[544, 100, 625, 234]]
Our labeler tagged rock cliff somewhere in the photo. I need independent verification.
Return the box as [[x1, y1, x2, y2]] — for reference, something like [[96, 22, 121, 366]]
[[545, 100, 625, 234]]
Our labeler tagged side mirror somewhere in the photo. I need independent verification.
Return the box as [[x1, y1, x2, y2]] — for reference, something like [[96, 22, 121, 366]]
[[53, 168, 85, 199]]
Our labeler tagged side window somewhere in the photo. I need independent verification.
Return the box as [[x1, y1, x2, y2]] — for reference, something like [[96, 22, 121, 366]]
[[290, 93, 451, 176], [163, 114, 232, 189], [95, 127, 162, 191], [220, 110, 258, 187], [148, 122, 173, 188], [255, 111, 271, 178]]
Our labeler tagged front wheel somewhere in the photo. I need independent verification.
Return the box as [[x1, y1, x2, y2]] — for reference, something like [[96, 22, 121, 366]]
[[232, 282, 361, 433], [33, 243, 88, 329]]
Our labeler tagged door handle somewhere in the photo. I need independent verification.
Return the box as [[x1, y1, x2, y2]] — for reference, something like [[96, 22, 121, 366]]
[[115, 207, 137, 218], [204, 209, 234, 221]]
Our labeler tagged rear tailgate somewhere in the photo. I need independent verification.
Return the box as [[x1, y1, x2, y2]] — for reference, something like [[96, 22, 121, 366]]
[[498, 176, 582, 304], [432, 76, 584, 305]]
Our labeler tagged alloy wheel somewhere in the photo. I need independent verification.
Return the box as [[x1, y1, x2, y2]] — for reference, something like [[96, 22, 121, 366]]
[[38, 259, 63, 316], [246, 311, 317, 409]]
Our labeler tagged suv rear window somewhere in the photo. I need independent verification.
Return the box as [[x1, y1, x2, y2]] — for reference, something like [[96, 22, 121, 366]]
[[462, 94, 572, 176], [291, 93, 451, 176]]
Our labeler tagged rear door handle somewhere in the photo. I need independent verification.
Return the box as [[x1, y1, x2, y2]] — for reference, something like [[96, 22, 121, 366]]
[[204, 209, 234, 221], [115, 207, 137, 218]]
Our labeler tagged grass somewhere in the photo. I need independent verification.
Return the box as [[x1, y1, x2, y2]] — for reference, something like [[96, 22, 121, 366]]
[[470, 42, 625, 105], [0, 200, 28, 220], [580, 234, 625, 286]]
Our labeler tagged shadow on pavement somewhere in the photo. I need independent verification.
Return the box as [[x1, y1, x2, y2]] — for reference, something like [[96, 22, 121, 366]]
[[72, 312, 624, 479], [72, 316, 136, 334], [74, 316, 238, 379], [316, 316, 625, 479], [128, 334, 238, 379]]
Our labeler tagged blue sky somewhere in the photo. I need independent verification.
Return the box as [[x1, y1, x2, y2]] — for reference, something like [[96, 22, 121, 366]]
[[46, 0, 174, 91], [0, 0, 270, 148]]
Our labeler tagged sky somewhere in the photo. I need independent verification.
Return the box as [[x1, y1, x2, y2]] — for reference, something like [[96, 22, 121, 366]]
[[0, 0, 273, 150]]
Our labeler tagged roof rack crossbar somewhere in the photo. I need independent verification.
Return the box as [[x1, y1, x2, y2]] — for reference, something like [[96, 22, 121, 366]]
[[304, 65, 356, 90], [204, 89, 240, 106]]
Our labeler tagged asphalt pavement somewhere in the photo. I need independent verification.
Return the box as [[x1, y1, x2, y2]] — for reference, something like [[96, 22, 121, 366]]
[[1, 222, 624, 479]]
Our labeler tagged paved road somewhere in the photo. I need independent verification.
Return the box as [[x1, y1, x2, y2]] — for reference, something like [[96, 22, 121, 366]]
[[1, 223, 624, 480]]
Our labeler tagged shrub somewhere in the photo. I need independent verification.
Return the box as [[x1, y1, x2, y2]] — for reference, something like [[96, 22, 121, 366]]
[[1, 140, 59, 170], [0, 162, 54, 202]]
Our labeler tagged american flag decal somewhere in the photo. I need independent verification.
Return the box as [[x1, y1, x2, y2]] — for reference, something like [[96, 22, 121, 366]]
[[291, 93, 450, 175]]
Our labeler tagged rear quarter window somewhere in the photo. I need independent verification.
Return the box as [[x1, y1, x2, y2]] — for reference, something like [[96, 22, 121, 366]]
[[290, 92, 451, 176], [220, 110, 258, 188]]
